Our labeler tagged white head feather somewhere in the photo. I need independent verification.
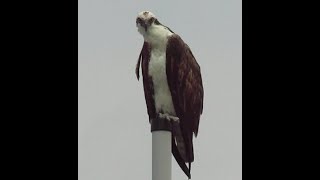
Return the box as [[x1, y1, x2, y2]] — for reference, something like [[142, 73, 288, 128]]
[[136, 11, 173, 45]]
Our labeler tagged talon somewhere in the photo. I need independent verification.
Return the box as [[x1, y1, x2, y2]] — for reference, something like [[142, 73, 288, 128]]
[[158, 113, 179, 122], [171, 116, 179, 122], [158, 113, 165, 119]]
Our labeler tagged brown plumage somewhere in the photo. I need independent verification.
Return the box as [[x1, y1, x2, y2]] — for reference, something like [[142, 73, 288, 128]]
[[166, 34, 204, 163]]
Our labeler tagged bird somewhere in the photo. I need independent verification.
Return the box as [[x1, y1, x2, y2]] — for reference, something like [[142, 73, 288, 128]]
[[135, 11, 204, 179]]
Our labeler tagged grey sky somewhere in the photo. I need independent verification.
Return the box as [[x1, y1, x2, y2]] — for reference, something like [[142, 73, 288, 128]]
[[79, 0, 241, 179]]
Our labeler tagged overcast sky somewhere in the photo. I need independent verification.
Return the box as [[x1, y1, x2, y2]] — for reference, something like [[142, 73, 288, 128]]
[[79, 0, 241, 179]]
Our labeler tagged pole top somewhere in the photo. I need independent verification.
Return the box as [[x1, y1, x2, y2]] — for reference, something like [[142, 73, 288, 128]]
[[151, 116, 172, 132]]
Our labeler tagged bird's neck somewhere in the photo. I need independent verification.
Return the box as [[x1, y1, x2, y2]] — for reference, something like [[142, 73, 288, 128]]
[[143, 25, 173, 50]]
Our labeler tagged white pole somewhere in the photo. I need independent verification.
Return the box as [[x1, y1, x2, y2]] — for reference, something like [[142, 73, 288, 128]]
[[151, 117, 172, 180], [152, 130, 172, 180]]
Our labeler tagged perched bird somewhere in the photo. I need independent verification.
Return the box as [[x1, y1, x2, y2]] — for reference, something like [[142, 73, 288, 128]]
[[135, 11, 204, 179]]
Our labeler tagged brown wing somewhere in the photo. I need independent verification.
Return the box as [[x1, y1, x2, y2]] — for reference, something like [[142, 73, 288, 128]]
[[166, 34, 204, 162], [136, 42, 156, 122]]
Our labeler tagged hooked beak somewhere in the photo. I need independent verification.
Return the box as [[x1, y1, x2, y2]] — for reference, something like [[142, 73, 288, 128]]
[[140, 22, 148, 32]]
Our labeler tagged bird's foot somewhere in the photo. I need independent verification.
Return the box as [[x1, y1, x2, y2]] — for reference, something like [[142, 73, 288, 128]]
[[158, 113, 180, 122]]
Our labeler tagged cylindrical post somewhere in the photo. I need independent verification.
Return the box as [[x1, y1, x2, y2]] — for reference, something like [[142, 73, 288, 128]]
[[151, 117, 172, 180]]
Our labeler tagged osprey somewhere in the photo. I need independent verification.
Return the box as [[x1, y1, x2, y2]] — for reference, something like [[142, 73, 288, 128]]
[[135, 11, 204, 179]]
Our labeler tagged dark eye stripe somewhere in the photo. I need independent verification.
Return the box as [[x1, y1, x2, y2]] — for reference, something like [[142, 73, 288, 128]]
[[154, 19, 161, 25], [148, 17, 154, 23], [136, 17, 142, 24]]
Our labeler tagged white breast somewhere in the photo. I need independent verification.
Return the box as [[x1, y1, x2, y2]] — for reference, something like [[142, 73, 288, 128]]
[[149, 51, 175, 115], [148, 49, 176, 116], [146, 25, 176, 115]]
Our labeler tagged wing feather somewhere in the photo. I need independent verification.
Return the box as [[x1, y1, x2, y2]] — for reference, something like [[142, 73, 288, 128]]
[[136, 42, 156, 122], [166, 34, 204, 162]]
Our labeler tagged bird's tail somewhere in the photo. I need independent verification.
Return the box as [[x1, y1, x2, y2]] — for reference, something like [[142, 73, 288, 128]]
[[172, 136, 191, 179]]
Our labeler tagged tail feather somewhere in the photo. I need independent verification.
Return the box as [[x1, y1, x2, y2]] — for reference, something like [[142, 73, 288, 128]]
[[175, 134, 188, 162], [172, 136, 191, 179], [189, 162, 191, 177], [171, 118, 193, 179]]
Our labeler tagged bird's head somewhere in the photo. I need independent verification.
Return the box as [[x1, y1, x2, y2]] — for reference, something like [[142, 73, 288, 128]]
[[136, 11, 158, 35]]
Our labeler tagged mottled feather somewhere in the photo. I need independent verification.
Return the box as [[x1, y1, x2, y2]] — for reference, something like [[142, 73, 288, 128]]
[[166, 34, 204, 162]]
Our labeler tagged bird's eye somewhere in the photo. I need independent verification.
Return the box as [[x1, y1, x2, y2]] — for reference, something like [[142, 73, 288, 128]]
[[149, 17, 155, 24], [136, 17, 142, 24]]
